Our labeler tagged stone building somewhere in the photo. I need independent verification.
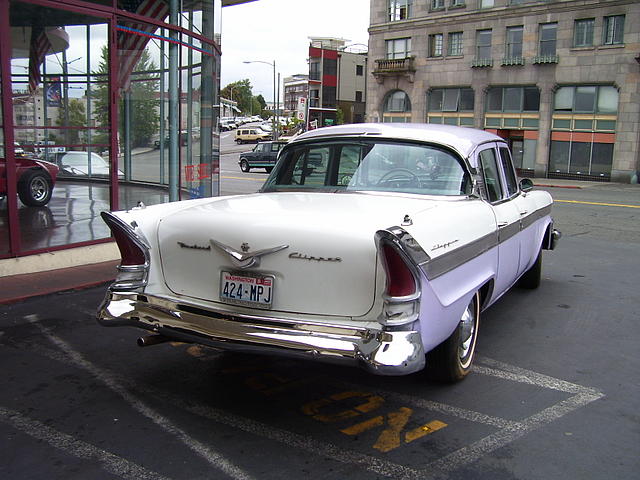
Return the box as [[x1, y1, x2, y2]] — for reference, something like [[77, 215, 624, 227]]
[[367, 0, 639, 182]]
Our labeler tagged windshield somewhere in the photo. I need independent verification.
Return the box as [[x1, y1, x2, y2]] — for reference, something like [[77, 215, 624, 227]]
[[262, 140, 470, 196]]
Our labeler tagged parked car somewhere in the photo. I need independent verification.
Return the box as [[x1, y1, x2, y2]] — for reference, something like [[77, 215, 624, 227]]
[[238, 141, 287, 173], [235, 128, 271, 144], [97, 124, 560, 382], [53, 151, 124, 179], [153, 131, 188, 148], [0, 154, 58, 207]]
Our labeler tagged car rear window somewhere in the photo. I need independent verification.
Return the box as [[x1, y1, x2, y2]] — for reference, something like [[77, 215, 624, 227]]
[[262, 140, 470, 196]]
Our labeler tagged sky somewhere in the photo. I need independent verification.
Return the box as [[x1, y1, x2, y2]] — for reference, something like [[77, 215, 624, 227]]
[[220, 0, 370, 102]]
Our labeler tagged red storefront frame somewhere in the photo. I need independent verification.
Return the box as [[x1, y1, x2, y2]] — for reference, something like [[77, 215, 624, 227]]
[[0, 0, 221, 259]]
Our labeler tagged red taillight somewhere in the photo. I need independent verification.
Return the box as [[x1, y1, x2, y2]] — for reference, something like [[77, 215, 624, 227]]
[[111, 224, 147, 266], [101, 212, 147, 266], [381, 243, 416, 297]]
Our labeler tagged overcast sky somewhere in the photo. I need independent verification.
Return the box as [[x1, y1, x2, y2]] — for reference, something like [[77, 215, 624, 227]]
[[220, 0, 370, 102]]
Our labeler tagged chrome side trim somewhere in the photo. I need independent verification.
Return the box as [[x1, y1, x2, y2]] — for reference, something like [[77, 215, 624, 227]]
[[424, 231, 498, 280], [97, 292, 426, 376], [421, 204, 552, 280]]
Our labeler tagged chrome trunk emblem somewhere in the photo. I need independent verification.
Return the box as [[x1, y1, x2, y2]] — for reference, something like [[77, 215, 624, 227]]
[[210, 239, 289, 269]]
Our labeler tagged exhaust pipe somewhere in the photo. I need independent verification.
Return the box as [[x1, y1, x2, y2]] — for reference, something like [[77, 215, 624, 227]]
[[137, 334, 170, 347]]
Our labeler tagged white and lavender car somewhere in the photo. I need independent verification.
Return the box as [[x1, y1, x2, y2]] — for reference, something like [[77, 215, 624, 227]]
[[97, 124, 560, 382]]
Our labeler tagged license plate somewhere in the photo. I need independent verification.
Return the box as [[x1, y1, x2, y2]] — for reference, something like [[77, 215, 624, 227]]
[[220, 271, 274, 308]]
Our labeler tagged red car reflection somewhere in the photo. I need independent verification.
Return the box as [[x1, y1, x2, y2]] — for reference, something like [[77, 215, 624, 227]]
[[0, 154, 59, 207]]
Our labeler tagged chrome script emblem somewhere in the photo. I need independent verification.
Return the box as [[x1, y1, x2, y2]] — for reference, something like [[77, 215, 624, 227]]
[[210, 239, 288, 269], [289, 252, 342, 263]]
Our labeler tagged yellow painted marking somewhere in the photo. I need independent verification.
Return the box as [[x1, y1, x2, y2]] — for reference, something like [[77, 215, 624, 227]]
[[341, 407, 448, 453], [221, 175, 265, 182], [302, 391, 385, 423], [555, 199, 640, 209]]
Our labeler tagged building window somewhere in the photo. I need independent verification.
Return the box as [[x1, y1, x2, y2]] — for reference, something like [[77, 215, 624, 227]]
[[383, 90, 412, 123], [429, 88, 474, 112], [431, 0, 444, 9], [539, 23, 557, 56], [355, 91, 363, 102], [505, 26, 523, 59], [451, 0, 465, 6], [385, 90, 411, 112], [389, 0, 412, 21], [386, 37, 412, 59], [487, 86, 540, 112], [476, 29, 492, 60], [448, 32, 463, 56], [554, 85, 618, 114], [428, 33, 443, 57], [603, 15, 625, 45], [356, 64, 364, 76], [480, 0, 494, 8], [309, 61, 320, 81], [574, 18, 594, 47]]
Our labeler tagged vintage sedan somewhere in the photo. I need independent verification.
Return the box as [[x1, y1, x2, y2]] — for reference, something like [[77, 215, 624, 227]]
[[97, 124, 560, 382]]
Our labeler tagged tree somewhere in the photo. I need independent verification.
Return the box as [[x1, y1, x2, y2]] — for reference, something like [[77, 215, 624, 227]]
[[56, 98, 86, 145], [221, 79, 254, 114], [92, 46, 160, 148]]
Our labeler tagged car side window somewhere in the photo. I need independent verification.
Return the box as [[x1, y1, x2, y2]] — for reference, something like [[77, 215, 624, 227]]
[[337, 145, 362, 186], [498, 147, 519, 197], [479, 148, 504, 203], [291, 146, 330, 186], [271, 143, 281, 152]]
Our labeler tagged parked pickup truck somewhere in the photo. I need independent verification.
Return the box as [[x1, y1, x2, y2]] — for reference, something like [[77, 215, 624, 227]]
[[238, 141, 287, 173]]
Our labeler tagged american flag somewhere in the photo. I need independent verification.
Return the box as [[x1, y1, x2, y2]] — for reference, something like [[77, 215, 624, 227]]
[[28, 26, 53, 94], [118, 0, 169, 91]]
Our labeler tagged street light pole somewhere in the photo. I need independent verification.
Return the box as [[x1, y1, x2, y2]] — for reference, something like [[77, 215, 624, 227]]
[[243, 59, 278, 140]]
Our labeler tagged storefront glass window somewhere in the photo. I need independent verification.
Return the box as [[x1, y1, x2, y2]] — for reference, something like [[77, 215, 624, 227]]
[[9, 2, 112, 253], [0, 73, 8, 255]]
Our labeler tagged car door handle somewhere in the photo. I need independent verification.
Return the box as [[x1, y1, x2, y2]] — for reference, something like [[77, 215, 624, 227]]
[[498, 221, 508, 227], [519, 210, 528, 216]]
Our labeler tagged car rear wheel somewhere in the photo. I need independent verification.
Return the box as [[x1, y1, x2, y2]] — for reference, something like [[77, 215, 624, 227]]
[[425, 291, 480, 383], [236, 139, 243, 145], [240, 159, 250, 172], [517, 248, 542, 289], [18, 170, 53, 207]]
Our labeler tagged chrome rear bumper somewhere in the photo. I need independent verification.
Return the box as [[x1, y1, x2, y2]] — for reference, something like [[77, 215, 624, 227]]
[[97, 291, 425, 376]]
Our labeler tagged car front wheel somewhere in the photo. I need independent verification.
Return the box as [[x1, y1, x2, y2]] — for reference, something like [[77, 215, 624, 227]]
[[18, 170, 53, 207], [425, 291, 480, 383], [240, 159, 250, 172]]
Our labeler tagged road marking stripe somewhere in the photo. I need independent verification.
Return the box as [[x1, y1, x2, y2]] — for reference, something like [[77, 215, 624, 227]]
[[0, 406, 170, 480], [18, 328, 604, 480], [476, 356, 603, 396], [26, 315, 255, 480], [221, 175, 265, 182], [555, 199, 640, 209]]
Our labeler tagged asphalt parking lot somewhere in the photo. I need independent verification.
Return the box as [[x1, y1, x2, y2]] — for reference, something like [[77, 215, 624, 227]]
[[1, 220, 638, 479]]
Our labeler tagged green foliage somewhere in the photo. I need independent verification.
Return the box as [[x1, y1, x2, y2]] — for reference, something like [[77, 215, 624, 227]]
[[56, 98, 86, 145], [92, 46, 160, 148], [221, 79, 254, 114], [336, 107, 345, 126]]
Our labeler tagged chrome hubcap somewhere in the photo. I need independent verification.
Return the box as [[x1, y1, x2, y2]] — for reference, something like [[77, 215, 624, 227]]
[[31, 178, 48, 201], [458, 298, 477, 367]]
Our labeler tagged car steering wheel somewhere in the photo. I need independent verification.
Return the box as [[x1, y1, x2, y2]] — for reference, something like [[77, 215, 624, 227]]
[[377, 168, 421, 187]]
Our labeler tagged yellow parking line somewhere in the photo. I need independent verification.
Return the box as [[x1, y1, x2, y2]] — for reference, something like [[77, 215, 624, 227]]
[[555, 199, 640, 209], [221, 175, 265, 182]]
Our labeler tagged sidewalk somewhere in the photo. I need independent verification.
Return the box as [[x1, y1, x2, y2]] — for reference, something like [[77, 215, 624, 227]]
[[0, 177, 636, 305], [0, 260, 118, 305]]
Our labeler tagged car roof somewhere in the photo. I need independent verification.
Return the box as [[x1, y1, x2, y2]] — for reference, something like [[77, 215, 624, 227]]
[[291, 123, 504, 158]]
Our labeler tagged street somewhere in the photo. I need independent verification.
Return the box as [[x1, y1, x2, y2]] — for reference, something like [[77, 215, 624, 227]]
[[1, 133, 639, 479]]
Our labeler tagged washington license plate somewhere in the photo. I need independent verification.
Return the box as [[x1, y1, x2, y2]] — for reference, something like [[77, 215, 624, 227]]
[[220, 271, 274, 308]]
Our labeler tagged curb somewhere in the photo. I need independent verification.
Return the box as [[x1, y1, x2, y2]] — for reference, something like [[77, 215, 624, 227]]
[[534, 183, 582, 189]]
